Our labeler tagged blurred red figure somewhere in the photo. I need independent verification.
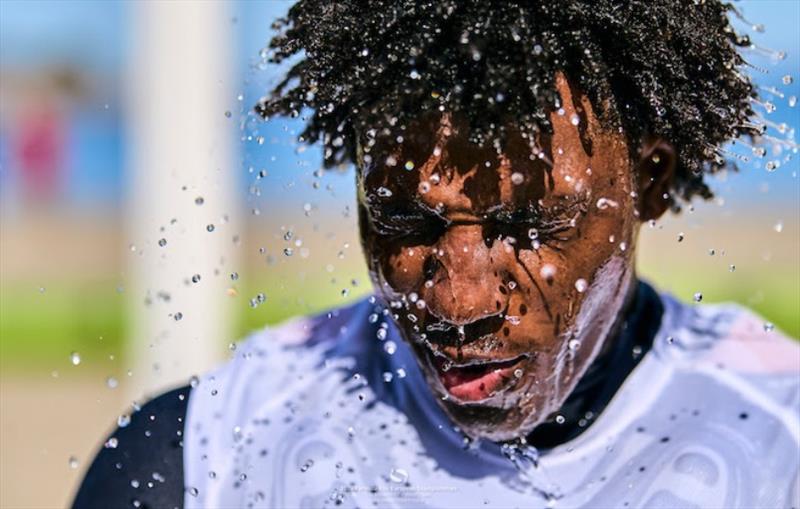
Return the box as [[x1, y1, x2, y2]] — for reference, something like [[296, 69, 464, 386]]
[[14, 101, 66, 202]]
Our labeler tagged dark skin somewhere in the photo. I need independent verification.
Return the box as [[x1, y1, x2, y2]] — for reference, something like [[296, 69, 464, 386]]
[[357, 73, 676, 441]]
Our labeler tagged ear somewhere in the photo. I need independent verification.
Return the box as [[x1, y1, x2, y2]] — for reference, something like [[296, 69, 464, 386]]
[[635, 137, 676, 221]]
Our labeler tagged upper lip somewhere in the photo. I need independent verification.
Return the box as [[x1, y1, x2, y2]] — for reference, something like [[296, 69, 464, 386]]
[[422, 338, 528, 368], [417, 313, 528, 366]]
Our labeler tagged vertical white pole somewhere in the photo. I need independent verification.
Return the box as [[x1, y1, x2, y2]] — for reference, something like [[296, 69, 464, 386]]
[[125, 0, 237, 398]]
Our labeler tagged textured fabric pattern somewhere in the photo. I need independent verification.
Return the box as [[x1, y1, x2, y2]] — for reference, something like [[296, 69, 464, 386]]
[[184, 293, 800, 509]]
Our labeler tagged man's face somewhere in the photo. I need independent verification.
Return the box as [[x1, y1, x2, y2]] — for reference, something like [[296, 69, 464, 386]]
[[357, 75, 649, 441]]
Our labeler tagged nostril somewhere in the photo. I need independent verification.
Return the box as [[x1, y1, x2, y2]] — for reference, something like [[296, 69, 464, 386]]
[[462, 314, 506, 343], [423, 255, 441, 281]]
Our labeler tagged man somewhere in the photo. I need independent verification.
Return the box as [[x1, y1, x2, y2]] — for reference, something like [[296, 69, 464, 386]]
[[74, 1, 799, 508]]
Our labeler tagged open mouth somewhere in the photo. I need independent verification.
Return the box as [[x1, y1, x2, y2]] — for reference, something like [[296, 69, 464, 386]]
[[430, 352, 527, 402]]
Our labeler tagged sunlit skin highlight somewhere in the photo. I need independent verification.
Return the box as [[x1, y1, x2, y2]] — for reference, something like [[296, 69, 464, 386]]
[[357, 73, 675, 441]]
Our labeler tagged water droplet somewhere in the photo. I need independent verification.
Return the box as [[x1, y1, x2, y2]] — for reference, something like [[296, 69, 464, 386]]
[[118, 414, 131, 428], [376, 328, 387, 341], [763, 322, 775, 332], [404, 161, 415, 171], [539, 264, 556, 282], [596, 197, 619, 210], [569, 114, 580, 126], [574, 279, 588, 293], [376, 186, 393, 198], [513, 368, 523, 379], [396, 368, 407, 378], [693, 292, 703, 303], [206, 224, 215, 233], [382, 372, 394, 383], [106, 377, 118, 389], [230, 272, 239, 281], [158, 238, 167, 247], [70, 352, 81, 366], [528, 228, 539, 240], [510, 172, 524, 185], [729, 264, 736, 272], [783, 75, 794, 85], [383, 341, 397, 355], [104, 437, 119, 449], [389, 468, 409, 484], [789, 96, 797, 108], [195, 196, 204, 206], [774, 221, 783, 233], [224, 110, 232, 118], [568, 339, 581, 351], [191, 274, 201, 283], [555, 415, 565, 424], [68, 456, 79, 469], [300, 459, 314, 472], [188, 487, 199, 497]]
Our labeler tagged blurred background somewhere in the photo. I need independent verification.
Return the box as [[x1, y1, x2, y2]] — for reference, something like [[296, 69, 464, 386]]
[[0, 1, 797, 507]]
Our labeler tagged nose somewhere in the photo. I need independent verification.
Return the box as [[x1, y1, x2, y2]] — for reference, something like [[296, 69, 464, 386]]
[[422, 224, 509, 325]]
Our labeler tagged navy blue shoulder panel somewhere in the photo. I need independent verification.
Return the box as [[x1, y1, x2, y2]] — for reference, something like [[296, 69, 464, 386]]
[[72, 385, 191, 509]]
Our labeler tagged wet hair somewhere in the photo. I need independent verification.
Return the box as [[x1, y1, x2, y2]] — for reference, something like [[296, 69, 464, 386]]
[[256, 0, 759, 205]]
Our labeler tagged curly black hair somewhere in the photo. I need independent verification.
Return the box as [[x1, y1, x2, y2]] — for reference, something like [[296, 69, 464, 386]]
[[256, 0, 759, 205]]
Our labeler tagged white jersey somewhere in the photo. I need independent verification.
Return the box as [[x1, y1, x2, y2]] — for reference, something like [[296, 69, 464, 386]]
[[184, 292, 800, 509]]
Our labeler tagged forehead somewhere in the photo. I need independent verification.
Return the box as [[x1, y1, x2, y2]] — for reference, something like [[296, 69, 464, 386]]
[[361, 120, 549, 213], [359, 118, 628, 217], [357, 73, 632, 213]]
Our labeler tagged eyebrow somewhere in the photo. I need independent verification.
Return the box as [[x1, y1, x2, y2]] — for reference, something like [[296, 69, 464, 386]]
[[370, 192, 590, 227], [492, 192, 591, 223]]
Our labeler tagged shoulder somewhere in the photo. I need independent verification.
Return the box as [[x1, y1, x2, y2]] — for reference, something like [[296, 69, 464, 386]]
[[655, 295, 799, 414], [184, 295, 380, 433], [72, 386, 191, 509], [181, 297, 386, 506], [658, 295, 799, 373]]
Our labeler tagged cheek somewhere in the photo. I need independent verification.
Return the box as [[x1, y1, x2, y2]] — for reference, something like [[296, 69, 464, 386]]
[[511, 203, 635, 338], [370, 243, 431, 295]]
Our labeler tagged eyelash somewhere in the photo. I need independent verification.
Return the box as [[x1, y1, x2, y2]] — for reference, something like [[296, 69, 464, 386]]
[[370, 201, 586, 244], [370, 211, 446, 240]]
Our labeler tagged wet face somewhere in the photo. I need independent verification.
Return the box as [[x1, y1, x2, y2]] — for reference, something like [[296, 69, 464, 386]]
[[357, 73, 674, 441]]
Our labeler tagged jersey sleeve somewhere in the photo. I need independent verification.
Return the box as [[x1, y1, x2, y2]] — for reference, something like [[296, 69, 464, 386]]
[[71, 386, 191, 509]]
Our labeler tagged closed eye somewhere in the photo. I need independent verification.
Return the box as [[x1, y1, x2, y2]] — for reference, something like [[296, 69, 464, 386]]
[[369, 206, 447, 243], [489, 195, 589, 243]]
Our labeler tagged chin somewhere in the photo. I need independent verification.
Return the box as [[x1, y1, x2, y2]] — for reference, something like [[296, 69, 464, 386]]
[[412, 348, 549, 441], [439, 395, 542, 442]]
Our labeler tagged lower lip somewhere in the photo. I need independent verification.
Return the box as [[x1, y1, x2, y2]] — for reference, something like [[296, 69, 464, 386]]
[[431, 354, 525, 402]]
